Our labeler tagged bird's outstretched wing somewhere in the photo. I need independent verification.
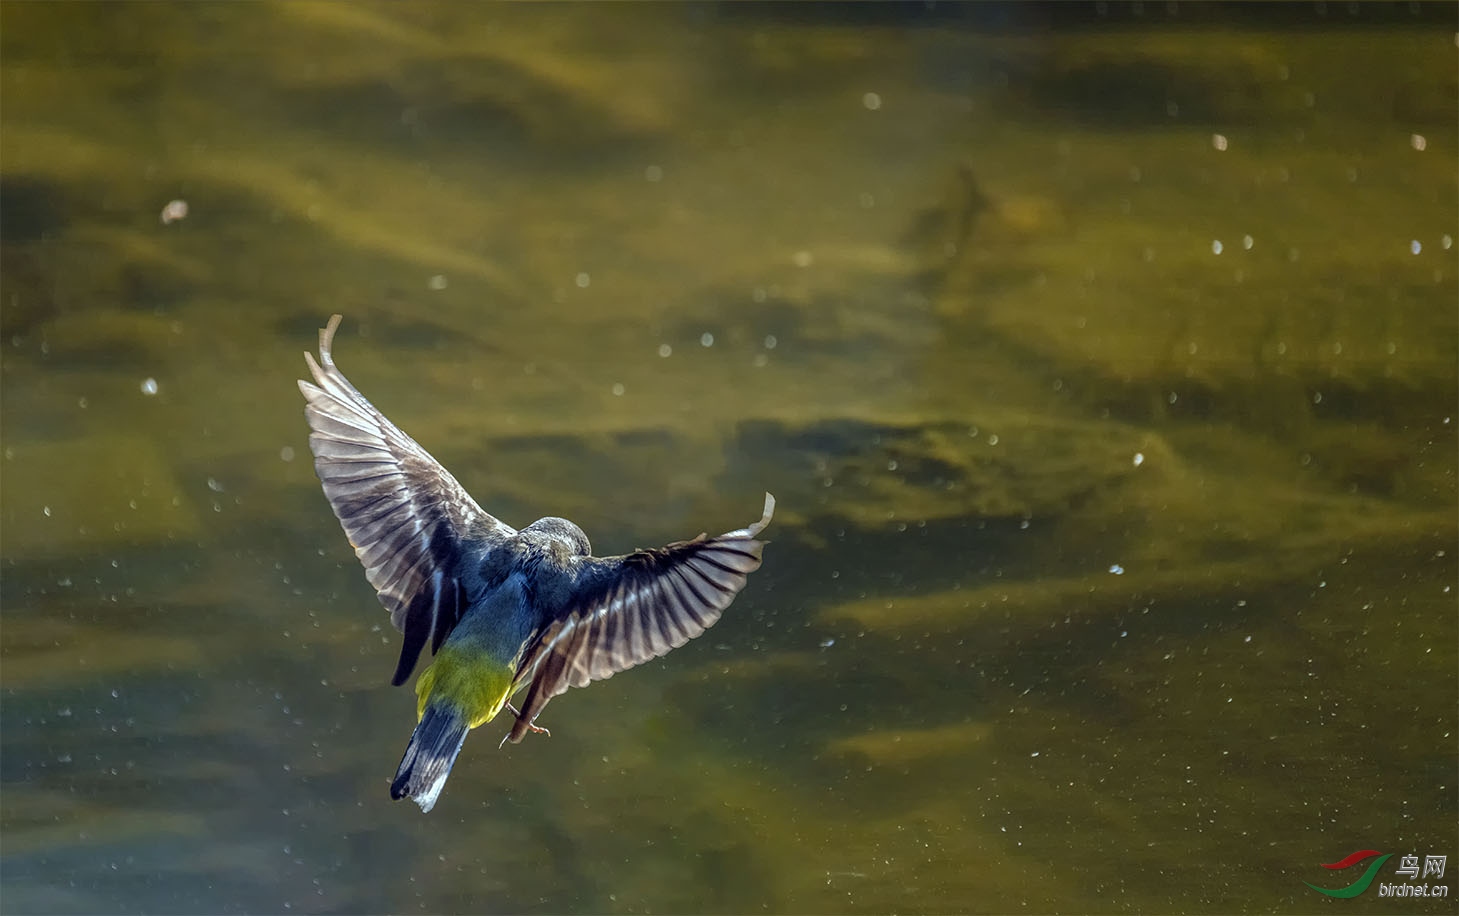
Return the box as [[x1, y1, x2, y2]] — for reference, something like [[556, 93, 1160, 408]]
[[504, 494, 775, 743], [298, 314, 516, 685]]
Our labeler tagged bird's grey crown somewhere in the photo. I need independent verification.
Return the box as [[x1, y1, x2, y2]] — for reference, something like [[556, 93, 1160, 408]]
[[521, 517, 592, 556]]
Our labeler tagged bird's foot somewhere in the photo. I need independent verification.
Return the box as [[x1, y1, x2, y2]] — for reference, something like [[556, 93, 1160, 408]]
[[506, 703, 551, 737]]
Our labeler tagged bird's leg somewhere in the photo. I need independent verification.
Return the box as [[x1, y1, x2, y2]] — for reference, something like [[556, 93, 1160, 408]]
[[506, 702, 551, 736]]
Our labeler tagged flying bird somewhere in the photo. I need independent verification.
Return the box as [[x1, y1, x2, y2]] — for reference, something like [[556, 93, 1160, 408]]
[[298, 315, 773, 812]]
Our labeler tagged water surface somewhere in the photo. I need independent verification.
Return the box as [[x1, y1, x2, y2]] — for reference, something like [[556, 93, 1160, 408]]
[[2, 3, 1455, 913]]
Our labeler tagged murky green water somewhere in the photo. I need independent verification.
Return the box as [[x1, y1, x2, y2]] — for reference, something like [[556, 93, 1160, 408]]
[[2, 3, 1455, 913]]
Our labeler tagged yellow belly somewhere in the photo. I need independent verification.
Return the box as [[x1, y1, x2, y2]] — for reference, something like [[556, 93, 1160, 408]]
[[413, 646, 515, 730]]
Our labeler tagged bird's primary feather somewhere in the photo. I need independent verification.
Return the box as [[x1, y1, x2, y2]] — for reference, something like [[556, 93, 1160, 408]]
[[298, 314, 514, 684], [505, 496, 774, 744]]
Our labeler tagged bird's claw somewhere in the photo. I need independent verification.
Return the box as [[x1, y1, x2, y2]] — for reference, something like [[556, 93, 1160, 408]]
[[506, 703, 551, 736]]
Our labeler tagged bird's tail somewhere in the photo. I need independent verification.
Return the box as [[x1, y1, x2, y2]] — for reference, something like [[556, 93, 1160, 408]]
[[391, 703, 469, 813]]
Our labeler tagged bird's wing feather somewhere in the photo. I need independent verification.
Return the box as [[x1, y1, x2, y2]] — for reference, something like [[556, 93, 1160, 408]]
[[504, 494, 774, 743], [298, 314, 516, 685]]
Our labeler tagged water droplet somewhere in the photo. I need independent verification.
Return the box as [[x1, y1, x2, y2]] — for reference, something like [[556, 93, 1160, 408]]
[[159, 199, 189, 224]]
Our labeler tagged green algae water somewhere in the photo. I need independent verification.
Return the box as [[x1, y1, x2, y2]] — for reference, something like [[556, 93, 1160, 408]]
[[2, 3, 1455, 913]]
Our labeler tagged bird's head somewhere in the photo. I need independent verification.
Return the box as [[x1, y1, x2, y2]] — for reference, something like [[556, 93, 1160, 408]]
[[521, 517, 592, 558]]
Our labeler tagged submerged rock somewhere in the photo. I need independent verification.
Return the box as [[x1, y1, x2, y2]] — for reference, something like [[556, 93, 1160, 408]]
[[727, 413, 1146, 530]]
